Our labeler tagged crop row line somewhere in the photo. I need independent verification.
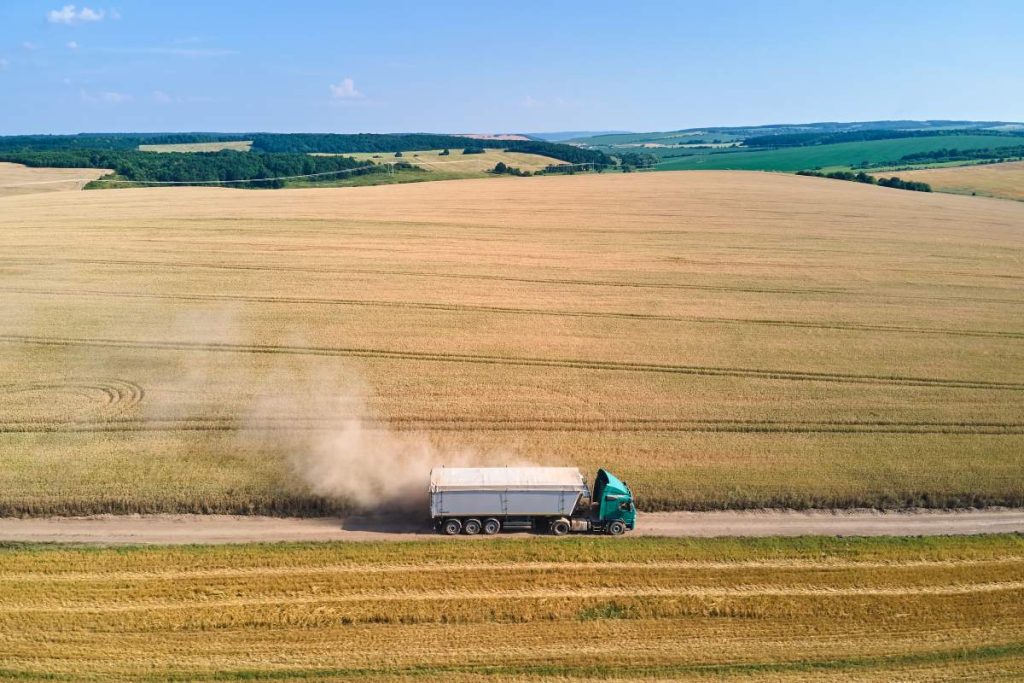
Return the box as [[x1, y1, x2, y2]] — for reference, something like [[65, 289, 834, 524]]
[[2, 417, 1023, 435], [9, 256, 1024, 305], [0, 256, 846, 295], [4, 287, 1021, 339], [2, 334, 1021, 391]]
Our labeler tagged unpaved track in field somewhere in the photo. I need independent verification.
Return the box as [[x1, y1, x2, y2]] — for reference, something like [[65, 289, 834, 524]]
[[1, 509, 1022, 545]]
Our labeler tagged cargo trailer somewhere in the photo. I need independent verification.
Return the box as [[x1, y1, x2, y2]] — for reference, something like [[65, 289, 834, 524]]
[[429, 466, 636, 535]]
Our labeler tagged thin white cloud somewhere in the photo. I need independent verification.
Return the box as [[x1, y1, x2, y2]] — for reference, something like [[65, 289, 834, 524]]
[[0, 58, 8, 71], [67, 41, 79, 50], [100, 91, 131, 103], [149, 90, 222, 105], [92, 46, 237, 57], [80, 89, 133, 104], [47, 5, 106, 24], [22, 42, 40, 51], [78, 7, 104, 21], [150, 47, 235, 57], [329, 77, 362, 99]]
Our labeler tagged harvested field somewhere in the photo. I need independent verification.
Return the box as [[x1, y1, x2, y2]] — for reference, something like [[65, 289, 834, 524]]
[[1, 536, 1022, 681], [138, 140, 253, 153], [0, 171, 1022, 514], [343, 148, 563, 173], [880, 160, 1024, 202], [0, 162, 110, 197]]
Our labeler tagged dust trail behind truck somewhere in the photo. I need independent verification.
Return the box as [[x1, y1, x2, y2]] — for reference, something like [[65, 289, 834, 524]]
[[429, 466, 636, 536]]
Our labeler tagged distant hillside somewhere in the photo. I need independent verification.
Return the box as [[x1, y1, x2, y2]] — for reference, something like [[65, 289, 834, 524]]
[[656, 134, 1024, 172], [454, 133, 532, 141], [530, 131, 632, 142], [0, 132, 614, 188], [570, 120, 1024, 147], [563, 120, 1024, 174]]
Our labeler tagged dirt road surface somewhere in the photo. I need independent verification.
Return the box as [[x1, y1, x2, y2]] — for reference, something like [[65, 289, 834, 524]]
[[0, 509, 1022, 545]]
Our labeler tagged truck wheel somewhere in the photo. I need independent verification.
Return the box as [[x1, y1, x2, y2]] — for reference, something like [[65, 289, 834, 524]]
[[607, 520, 627, 536], [482, 518, 501, 535], [442, 519, 462, 536], [463, 518, 482, 535], [551, 519, 571, 536]]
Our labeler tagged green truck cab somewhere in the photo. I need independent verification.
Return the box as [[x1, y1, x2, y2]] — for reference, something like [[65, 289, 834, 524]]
[[592, 468, 637, 532]]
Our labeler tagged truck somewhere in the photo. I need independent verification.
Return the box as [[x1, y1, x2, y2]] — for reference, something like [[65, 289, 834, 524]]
[[429, 466, 636, 536]]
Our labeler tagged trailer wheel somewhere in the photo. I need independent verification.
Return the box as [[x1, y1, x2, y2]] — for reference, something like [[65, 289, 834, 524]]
[[607, 520, 627, 536], [442, 519, 462, 536], [463, 518, 482, 535], [482, 518, 501, 535], [551, 519, 571, 536]]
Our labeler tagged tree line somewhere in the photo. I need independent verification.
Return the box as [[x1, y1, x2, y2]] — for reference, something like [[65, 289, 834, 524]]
[[0, 149, 377, 187], [898, 145, 1024, 164], [0, 133, 250, 152], [0, 132, 614, 186], [248, 134, 612, 165], [745, 128, 1024, 149], [796, 169, 931, 192]]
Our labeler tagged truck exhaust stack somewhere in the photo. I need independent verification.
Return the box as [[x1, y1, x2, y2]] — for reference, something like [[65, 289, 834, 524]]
[[428, 467, 636, 535]]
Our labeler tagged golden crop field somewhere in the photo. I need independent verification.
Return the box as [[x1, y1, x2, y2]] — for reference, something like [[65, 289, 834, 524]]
[[881, 160, 1024, 202], [137, 140, 254, 153], [0, 171, 1023, 514], [1, 535, 1022, 681], [0, 161, 110, 198], [343, 148, 564, 173]]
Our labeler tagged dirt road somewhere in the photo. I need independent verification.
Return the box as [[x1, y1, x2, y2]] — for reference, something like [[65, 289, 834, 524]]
[[0, 508, 1021, 545]]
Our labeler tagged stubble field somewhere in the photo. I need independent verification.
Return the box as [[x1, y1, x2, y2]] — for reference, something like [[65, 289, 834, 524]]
[[1, 535, 1022, 681], [0, 171, 1022, 514]]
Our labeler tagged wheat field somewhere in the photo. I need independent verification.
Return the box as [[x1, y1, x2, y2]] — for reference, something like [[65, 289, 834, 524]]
[[882, 161, 1024, 202], [1, 536, 1022, 681], [0, 171, 1022, 514], [0, 162, 110, 198]]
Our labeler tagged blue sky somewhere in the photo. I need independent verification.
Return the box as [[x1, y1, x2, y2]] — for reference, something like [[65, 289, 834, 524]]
[[1, 0, 1022, 135]]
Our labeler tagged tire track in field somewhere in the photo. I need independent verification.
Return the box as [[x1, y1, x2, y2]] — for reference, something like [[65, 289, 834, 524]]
[[2, 417, 1022, 435], [4, 286, 1022, 340], [2, 334, 1021, 391], [6, 581, 1024, 613], [0, 379, 144, 421], [0, 256, 845, 296], [3, 256, 1022, 305]]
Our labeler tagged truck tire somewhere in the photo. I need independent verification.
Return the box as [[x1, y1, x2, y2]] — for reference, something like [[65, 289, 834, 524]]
[[463, 518, 482, 535], [442, 519, 462, 536], [482, 518, 501, 535], [551, 519, 571, 536], [607, 520, 627, 536]]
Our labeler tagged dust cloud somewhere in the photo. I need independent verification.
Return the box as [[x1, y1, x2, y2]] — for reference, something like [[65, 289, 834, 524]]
[[154, 306, 527, 511], [245, 366, 528, 512]]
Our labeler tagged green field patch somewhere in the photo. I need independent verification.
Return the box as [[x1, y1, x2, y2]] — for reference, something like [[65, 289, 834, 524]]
[[656, 135, 1024, 172]]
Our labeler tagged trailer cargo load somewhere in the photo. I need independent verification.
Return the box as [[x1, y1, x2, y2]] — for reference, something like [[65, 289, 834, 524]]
[[429, 466, 635, 536]]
